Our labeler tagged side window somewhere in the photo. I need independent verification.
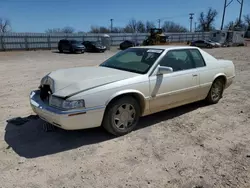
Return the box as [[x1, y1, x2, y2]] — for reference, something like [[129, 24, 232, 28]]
[[189, 49, 206, 68], [159, 50, 195, 72]]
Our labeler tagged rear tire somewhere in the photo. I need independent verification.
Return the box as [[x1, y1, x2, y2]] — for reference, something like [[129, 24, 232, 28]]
[[102, 96, 141, 136], [206, 78, 225, 104]]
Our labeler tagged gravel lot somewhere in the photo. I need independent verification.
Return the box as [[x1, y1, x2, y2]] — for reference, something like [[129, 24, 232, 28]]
[[0, 47, 250, 188]]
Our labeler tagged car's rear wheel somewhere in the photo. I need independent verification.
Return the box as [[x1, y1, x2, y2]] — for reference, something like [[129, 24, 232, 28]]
[[206, 78, 225, 104], [102, 96, 140, 136]]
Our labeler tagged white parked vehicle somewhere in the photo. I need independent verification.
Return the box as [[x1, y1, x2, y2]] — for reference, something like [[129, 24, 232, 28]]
[[30, 46, 235, 136]]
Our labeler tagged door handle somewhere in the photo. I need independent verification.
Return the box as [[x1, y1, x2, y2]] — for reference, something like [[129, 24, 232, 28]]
[[192, 74, 198, 77]]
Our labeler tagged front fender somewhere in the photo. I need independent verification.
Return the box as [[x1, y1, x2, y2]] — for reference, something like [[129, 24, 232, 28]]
[[105, 89, 147, 106], [105, 89, 150, 115]]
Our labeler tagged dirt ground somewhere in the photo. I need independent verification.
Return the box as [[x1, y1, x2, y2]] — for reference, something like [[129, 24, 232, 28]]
[[0, 47, 250, 188]]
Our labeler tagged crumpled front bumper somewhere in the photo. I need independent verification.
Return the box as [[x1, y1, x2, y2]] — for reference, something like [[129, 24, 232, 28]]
[[29, 90, 105, 130]]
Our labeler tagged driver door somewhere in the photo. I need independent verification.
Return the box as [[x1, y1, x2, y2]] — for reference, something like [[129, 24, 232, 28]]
[[149, 49, 200, 113]]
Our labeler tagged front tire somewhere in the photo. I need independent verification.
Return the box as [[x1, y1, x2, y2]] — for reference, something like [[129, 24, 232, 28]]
[[206, 78, 225, 104], [102, 96, 141, 136], [58, 46, 63, 53], [70, 47, 75, 53]]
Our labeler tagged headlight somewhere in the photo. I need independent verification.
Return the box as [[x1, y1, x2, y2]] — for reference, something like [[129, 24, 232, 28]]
[[49, 96, 85, 110], [62, 100, 85, 110]]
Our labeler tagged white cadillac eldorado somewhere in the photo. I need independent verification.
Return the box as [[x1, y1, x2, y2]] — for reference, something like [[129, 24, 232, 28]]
[[30, 46, 235, 136]]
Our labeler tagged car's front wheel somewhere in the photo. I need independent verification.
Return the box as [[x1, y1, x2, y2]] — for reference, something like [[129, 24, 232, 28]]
[[58, 46, 63, 53], [102, 96, 140, 136], [206, 78, 225, 104]]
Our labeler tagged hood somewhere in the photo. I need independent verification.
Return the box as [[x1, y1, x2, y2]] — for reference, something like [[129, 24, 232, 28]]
[[45, 66, 139, 98], [94, 44, 106, 48]]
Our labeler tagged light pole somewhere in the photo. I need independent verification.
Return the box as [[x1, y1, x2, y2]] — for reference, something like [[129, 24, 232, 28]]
[[189, 13, 194, 32], [110, 19, 113, 33]]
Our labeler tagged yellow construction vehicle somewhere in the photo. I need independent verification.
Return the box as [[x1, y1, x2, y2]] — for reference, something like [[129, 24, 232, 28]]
[[142, 28, 169, 46]]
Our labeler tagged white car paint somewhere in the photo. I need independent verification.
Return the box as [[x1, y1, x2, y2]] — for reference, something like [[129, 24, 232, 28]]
[[30, 46, 235, 130]]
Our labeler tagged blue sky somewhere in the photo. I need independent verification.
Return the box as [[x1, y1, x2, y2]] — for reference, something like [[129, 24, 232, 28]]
[[1, 0, 249, 32]]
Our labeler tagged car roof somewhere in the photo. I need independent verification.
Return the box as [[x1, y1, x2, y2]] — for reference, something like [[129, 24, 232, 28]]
[[131, 45, 200, 50]]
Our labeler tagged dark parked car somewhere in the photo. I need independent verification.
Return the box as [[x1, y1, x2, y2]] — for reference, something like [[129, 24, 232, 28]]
[[119, 40, 139, 50], [190, 40, 215, 48], [82, 41, 106, 52], [58, 39, 85, 53]]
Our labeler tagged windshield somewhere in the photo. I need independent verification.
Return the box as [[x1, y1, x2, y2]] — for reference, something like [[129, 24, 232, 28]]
[[91, 41, 101, 45], [70, 40, 82, 44], [99, 48, 164, 74]]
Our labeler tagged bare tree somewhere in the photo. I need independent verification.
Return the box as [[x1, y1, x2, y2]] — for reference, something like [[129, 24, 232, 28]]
[[145, 21, 156, 32], [126, 19, 137, 33], [89, 26, 100, 33], [0, 18, 11, 33], [225, 21, 235, 30], [244, 14, 250, 30], [45, 26, 75, 33], [234, 18, 247, 30], [99, 27, 110, 33], [123, 25, 133, 33], [45, 28, 63, 33], [89, 26, 123, 33], [225, 18, 247, 31], [62, 26, 75, 33], [197, 8, 218, 31], [136, 20, 146, 33], [112, 27, 123, 33], [162, 21, 187, 32]]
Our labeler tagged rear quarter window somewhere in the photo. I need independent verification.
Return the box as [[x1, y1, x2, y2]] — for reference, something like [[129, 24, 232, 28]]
[[189, 49, 206, 68]]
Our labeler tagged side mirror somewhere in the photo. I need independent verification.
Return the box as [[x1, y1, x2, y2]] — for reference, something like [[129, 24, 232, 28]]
[[157, 65, 173, 75]]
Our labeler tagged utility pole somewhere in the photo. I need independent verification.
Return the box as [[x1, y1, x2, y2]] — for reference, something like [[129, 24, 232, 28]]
[[195, 22, 197, 32], [221, 0, 234, 30], [237, 0, 244, 26], [189, 13, 194, 32], [158, 19, 161, 28], [110, 19, 113, 33]]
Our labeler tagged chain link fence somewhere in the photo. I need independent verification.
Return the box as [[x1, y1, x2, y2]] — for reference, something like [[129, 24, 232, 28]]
[[0, 32, 210, 51]]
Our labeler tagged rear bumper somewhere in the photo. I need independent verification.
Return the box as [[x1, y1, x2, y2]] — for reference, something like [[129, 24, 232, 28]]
[[30, 90, 105, 130]]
